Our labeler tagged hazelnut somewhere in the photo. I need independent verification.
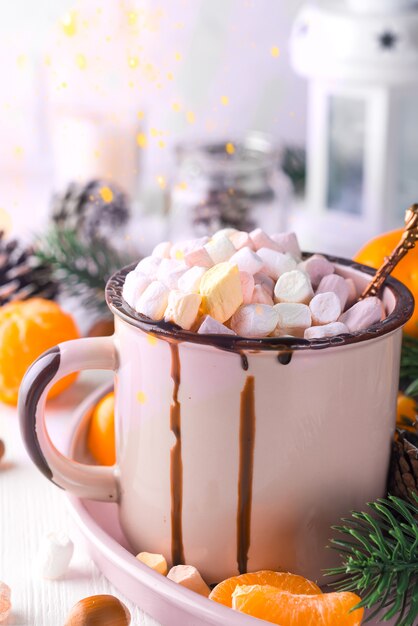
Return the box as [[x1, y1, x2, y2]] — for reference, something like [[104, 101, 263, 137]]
[[65, 595, 130, 626]]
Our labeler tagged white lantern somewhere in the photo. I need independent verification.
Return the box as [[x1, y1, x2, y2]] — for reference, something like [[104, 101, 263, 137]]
[[290, 0, 418, 255]]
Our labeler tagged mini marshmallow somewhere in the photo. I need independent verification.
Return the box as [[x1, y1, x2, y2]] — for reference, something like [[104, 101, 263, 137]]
[[339, 296, 384, 332], [299, 254, 335, 288], [230, 304, 279, 338], [135, 256, 162, 280], [136, 281, 169, 320], [184, 246, 214, 268], [229, 247, 264, 275], [122, 271, 151, 309], [167, 565, 210, 597], [304, 322, 349, 340], [178, 266, 207, 294], [164, 290, 202, 330], [204, 235, 236, 264], [212, 228, 239, 240], [310, 292, 342, 326], [136, 552, 168, 576], [240, 271, 255, 304], [250, 228, 279, 251], [275, 303, 312, 336], [229, 231, 256, 251], [345, 278, 358, 307], [171, 237, 209, 261], [274, 270, 314, 304], [198, 315, 236, 335], [251, 284, 274, 306], [257, 248, 297, 280], [200, 262, 243, 323], [316, 274, 349, 310], [37, 531, 74, 580], [254, 272, 274, 295], [157, 259, 188, 290], [270, 232, 302, 259], [152, 241, 172, 259]]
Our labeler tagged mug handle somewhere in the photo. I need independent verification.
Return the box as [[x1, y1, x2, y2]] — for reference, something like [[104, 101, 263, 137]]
[[18, 336, 119, 502]]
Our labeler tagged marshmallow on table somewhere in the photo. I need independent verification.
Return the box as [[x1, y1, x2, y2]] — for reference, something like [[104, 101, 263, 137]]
[[316, 274, 349, 310], [257, 248, 297, 280], [299, 254, 335, 288], [200, 262, 243, 323], [122, 271, 151, 309], [204, 235, 236, 264], [184, 246, 214, 268], [136, 552, 168, 575], [309, 292, 342, 326], [167, 565, 210, 597], [230, 304, 279, 337], [37, 531, 74, 580], [251, 284, 274, 306], [240, 271, 255, 304], [304, 322, 349, 340], [229, 231, 255, 251], [339, 296, 384, 332], [275, 303, 312, 337], [229, 247, 264, 275], [198, 315, 237, 335], [274, 270, 314, 304], [135, 256, 162, 280], [164, 290, 202, 330], [157, 259, 188, 290], [254, 272, 274, 295], [152, 241, 172, 259], [250, 228, 280, 251], [178, 266, 207, 294], [271, 232, 302, 259], [136, 281, 169, 320], [345, 278, 358, 307]]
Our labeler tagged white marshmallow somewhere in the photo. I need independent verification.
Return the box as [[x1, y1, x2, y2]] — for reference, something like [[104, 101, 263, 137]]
[[254, 272, 274, 295], [157, 259, 188, 290], [136, 552, 168, 575], [240, 271, 255, 304], [299, 254, 335, 288], [317, 274, 349, 310], [167, 565, 210, 597], [212, 228, 239, 240], [230, 304, 279, 338], [275, 303, 312, 336], [250, 228, 279, 251], [122, 271, 151, 309], [178, 266, 207, 294], [164, 290, 202, 330], [310, 292, 342, 325], [198, 315, 236, 335], [229, 231, 255, 251], [339, 296, 384, 332], [136, 281, 169, 320], [152, 241, 172, 259], [229, 247, 264, 275], [204, 235, 236, 264], [251, 284, 274, 306], [345, 278, 358, 307], [304, 322, 349, 340], [274, 270, 314, 304], [257, 248, 297, 280], [270, 232, 302, 259], [184, 246, 214, 268], [37, 531, 74, 580], [171, 237, 209, 261], [135, 256, 162, 280]]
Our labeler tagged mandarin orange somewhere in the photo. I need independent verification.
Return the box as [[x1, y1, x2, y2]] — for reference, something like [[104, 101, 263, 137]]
[[232, 584, 364, 625], [87, 392, 116, 466], [396, 392, 417, 433], [209, 571, 321, 608], [0, 298, 79, 405], [354, 229, 418, 336]]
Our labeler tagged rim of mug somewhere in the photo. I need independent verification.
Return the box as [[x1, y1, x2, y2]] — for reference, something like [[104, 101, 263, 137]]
[[105, 253, 414, 352]]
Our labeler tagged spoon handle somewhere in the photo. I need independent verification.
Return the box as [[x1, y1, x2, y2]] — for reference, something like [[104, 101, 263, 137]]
[[360, 204, 418, 300]]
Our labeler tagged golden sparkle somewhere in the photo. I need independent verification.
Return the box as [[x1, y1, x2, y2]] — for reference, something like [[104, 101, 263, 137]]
[[136, 132, 147, 149], [174, 52, 182, 62], [128, 56, 139, 69], [156, 175, 167, 190], [99, 186, 113, 203], [172, 102, 182, 113], [17, 55, 27, 69], [136, 391, 147, 404], [186, 111, 196, 124], [75, 53, 87, 69], [146, 334, 158, 346], [167, 72, 174, 81], [61, 11, 77, 37], [271, 46, 280, 58], [220, 95, 229, 106], [137, 110, 145, 120], [226, 142, 235, 155], [176, 181, 188, 191], [175, 250, 184, 260], [158, 140, 166, 149]]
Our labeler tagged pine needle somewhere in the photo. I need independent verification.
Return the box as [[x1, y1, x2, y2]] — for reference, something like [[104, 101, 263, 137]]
[[401, 336, 418, 396]]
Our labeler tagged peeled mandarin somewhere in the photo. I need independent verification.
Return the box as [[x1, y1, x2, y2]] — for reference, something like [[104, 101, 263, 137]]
[[209, 570, 321, 608], [87, 392, 116, 466]]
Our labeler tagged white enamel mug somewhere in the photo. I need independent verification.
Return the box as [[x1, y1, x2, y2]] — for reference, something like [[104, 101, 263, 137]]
[[18, 256, 414, 584]]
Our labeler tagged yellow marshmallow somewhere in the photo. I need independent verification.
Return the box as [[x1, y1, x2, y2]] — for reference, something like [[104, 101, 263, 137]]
[[199, 262, 243, 323], [136, 552, 168, 575]]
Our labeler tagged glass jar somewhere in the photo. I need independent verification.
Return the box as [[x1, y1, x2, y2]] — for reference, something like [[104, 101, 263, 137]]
[[169, 133, 292, 240]]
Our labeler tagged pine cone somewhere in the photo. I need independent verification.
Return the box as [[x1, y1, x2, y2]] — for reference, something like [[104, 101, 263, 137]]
[[0, 232, 59, 306], [388, 430, 418, 506], [51, 179, 130, 241]]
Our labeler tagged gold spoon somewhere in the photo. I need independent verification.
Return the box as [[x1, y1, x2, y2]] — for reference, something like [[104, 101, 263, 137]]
[[359, 203, 418, 301]]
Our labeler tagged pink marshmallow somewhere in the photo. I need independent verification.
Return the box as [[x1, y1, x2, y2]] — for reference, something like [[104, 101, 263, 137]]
[[257, 248, 297, 280], [198, 315, 236, 335], [317, 274, 349, 310], [250, 228, 280, 252], [339, 296, 384, 332], [270, 232, 301, 259], [345, 278, 358, 307], [304, 322, 349, 340], [184, 246, 214, 268], [310, 292, 342, 325], [229, 247, 264, 275], [229, 231, 256, 251], [171, 237, 209, 261], [251, 284, 274, 305], [299, 254, 335, 288], [156, 259, 188, 289], [239, 271, 255, 304]]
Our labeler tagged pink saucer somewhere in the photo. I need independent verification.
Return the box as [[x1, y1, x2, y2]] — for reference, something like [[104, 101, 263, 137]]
[[65, 384, 396, 626]]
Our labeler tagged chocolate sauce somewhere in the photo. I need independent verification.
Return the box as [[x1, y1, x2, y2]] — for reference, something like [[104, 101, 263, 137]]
[[169, 343, 185, 566], [240, 353, 249, 371], [237, 376, 256, 574], [277, 351, 293, 365]]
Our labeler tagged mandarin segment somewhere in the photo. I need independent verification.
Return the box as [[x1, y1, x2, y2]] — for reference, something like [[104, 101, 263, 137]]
[[232, 585, 364, 626], [209, 571, 321, 608]]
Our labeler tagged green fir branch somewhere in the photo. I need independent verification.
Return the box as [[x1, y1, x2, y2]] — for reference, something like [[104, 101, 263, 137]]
[[326, 494, 418, 626], [401, 336, 418, 396]]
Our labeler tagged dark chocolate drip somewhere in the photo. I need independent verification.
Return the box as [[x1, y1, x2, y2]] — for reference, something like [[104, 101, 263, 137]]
[[169, 343, 185, 566], [277, 351, 293, 365], [237, 376, 256, 574], [240, 353, 249, 371]]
